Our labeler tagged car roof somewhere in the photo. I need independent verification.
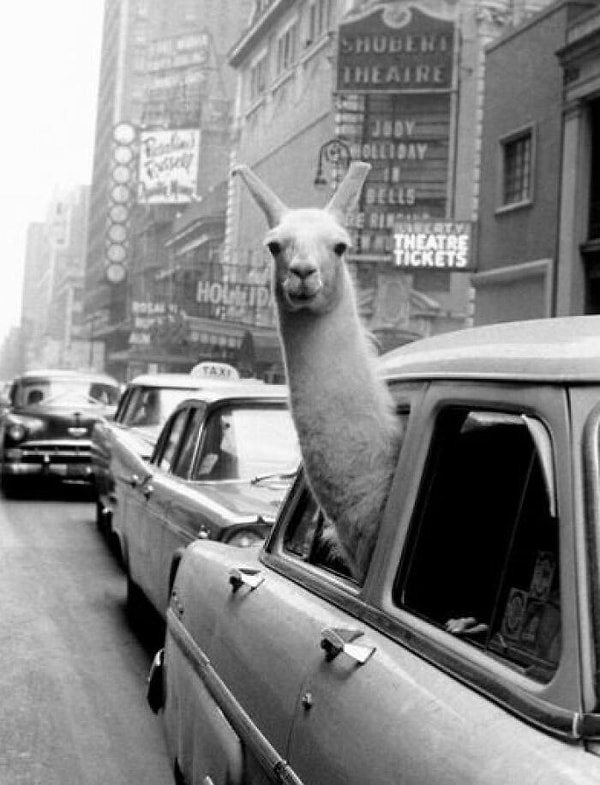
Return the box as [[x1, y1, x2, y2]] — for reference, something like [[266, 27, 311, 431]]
[[172, 382, 289, 407], [380, 315, 600, 383], [15, 369, 119, 385], [127, 372, 262, 389]]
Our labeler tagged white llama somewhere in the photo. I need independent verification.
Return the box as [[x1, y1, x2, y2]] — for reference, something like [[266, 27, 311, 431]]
[[234, 162, 403, 580]]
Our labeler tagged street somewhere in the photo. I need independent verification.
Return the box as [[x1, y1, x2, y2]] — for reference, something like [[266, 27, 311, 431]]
[[0, 483, 173, 785]]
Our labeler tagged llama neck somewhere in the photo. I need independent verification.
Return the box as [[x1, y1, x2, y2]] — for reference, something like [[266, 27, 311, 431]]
[[277, 269, 401, 576]]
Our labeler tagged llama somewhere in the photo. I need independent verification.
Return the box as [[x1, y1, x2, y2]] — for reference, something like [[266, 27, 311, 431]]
[[234, 162, 403, 580]]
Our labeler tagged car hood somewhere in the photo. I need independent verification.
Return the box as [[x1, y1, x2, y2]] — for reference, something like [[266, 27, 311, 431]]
[[188, 477, 292, 521]]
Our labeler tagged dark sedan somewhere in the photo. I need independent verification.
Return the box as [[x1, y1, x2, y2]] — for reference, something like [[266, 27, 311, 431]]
[[0, 369, 120, 495]]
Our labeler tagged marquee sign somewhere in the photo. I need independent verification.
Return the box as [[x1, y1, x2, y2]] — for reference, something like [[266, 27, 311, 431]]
[[336, 2, 456, 94]]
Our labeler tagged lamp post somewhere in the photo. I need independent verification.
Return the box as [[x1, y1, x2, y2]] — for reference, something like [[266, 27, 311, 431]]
[[314, 138, 352, 188]]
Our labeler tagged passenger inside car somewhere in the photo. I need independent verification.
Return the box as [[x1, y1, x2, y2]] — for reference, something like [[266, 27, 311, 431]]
[[26, 389, 44, 405]]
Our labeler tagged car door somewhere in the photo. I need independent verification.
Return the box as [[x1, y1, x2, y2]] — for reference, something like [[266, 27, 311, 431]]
[[282, 382, 600, 785], [151, 402, 209, 614], [126, 405, 192, 612]]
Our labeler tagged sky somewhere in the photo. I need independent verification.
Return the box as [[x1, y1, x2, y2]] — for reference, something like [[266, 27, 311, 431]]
[[0, 0, 105, 345]]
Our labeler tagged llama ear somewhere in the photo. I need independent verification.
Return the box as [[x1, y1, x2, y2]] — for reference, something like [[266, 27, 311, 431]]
[[326, 161, 371, 222], [232, 165, 288, 228]]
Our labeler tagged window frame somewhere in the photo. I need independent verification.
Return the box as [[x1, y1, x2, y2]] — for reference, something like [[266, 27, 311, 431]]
[[276, 18, 299, 76], [497, 123, 535, 212], [368, 381, 582, 732]]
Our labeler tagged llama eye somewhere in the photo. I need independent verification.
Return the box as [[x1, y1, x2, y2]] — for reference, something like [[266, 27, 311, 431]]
[[333, 242, 347, 256], [267, 241, 281, 256]]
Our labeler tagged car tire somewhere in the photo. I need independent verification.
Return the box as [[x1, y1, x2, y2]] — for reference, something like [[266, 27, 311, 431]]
[[95, 500, 107, 532], [1, 474, 20, 498], [126, 573, 144, 616]]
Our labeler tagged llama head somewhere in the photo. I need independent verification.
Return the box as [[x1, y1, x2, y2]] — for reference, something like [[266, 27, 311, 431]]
[[233, 162, 371, 314]]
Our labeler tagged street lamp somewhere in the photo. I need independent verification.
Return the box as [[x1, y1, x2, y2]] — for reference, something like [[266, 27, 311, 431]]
[[314, 138, 352, 188]]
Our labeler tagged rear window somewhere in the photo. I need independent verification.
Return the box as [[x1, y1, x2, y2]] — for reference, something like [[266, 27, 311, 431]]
[[119, 386, 199, 427], [14, 378, 120, 408]]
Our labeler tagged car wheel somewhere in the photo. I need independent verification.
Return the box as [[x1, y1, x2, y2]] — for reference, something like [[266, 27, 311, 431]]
[[1, 474, 20, 498], [173, 760, 186, 785], [126, 573, 145, 619], [95, 500, 107, 532]]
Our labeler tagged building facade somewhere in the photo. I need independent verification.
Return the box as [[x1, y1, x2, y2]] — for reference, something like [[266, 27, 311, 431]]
[[83, 0, 252, 381], [473, 0, 595, 324], [224, 0, 553, 374]]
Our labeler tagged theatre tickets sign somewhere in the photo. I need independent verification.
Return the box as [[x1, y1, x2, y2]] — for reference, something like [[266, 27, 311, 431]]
[[393, 222, 474, 271]]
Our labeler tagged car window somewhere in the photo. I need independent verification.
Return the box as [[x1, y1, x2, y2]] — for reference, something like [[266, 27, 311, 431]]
[[15, 378, 120, 407], [192, 404, 300, 481], [282, 408, 411, 583], [171, 405, 207, 479], [393, 408, 560, 683], [121, 386, 199, 427], [283, 489, 356, 580], [154, 409, 190, 472]]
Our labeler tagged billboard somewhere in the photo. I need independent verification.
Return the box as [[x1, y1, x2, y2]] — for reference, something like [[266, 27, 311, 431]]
[[137, 129, 201, 205]]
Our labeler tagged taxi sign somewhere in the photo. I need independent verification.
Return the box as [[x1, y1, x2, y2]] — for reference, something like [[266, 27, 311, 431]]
[[190, 362, 240, 380]]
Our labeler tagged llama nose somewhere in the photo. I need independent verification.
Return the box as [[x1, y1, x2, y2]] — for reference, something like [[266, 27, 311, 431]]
[[289, 259, 318, 280]]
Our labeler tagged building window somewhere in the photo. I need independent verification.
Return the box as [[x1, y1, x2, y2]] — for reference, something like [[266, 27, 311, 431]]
[[277, 21, 298, 74], [250, 53, 268, 101], [501, 129, 533, 207], [308, 0, 331, 44]]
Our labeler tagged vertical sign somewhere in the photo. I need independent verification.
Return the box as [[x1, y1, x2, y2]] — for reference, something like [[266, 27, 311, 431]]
[[336, 2, 457, 258]]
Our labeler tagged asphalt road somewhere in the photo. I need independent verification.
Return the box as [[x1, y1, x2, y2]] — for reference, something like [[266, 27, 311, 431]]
[[0, 482, 174, 785]]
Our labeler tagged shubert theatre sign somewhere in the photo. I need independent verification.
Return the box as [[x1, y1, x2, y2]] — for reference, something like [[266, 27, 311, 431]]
[[336, 1, 460, 260]]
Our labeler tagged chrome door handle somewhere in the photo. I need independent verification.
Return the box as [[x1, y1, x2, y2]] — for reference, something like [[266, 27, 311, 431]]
[[320, 627, 375, 665], [142, 484, 154, 500], [229, 567, 264, 593]]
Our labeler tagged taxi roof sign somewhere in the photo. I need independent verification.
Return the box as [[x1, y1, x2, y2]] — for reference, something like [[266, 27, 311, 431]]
[[190, 362, 240, 380]]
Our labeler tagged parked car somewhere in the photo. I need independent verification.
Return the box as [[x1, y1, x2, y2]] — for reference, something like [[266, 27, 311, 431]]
[[0, 369, 120, 496], [91, 370, 254, 535], [118, 382, 300, 621], [148, 315, 600, 785]]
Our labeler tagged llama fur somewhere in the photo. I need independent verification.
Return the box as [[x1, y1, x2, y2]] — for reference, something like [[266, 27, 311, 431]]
[[234, 163, 403, 580]]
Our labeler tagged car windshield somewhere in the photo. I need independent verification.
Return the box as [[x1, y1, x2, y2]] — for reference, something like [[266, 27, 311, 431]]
[[193, 405, 300, 481], [121, 386, 200, 428], [16, 379, 120, 407]]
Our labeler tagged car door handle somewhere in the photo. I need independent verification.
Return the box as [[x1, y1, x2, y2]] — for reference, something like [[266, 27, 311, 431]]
[[320, 627, 376, 665], [141, 484, 154, 500], [228, 567, 264, 592]]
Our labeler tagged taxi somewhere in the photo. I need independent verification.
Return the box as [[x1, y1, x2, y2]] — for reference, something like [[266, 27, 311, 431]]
[[118, 382, 299, 621], [149, 316, 600, 785], [91, 364, 247, 541]]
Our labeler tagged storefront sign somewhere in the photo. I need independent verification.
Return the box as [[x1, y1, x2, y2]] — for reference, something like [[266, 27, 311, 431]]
[[196, 281, 273, 310], [337, 3, 456, 94], [129, 301, 179, 345], [137, 129, 200, 204], [393, 222, 474, 271]]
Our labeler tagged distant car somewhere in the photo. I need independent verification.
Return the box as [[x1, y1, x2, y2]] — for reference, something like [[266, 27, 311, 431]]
[[149, 316, 600, 785], [0, 369, 120, 496], [118, 383, 299, 621], [91, 371, 255, 536]]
